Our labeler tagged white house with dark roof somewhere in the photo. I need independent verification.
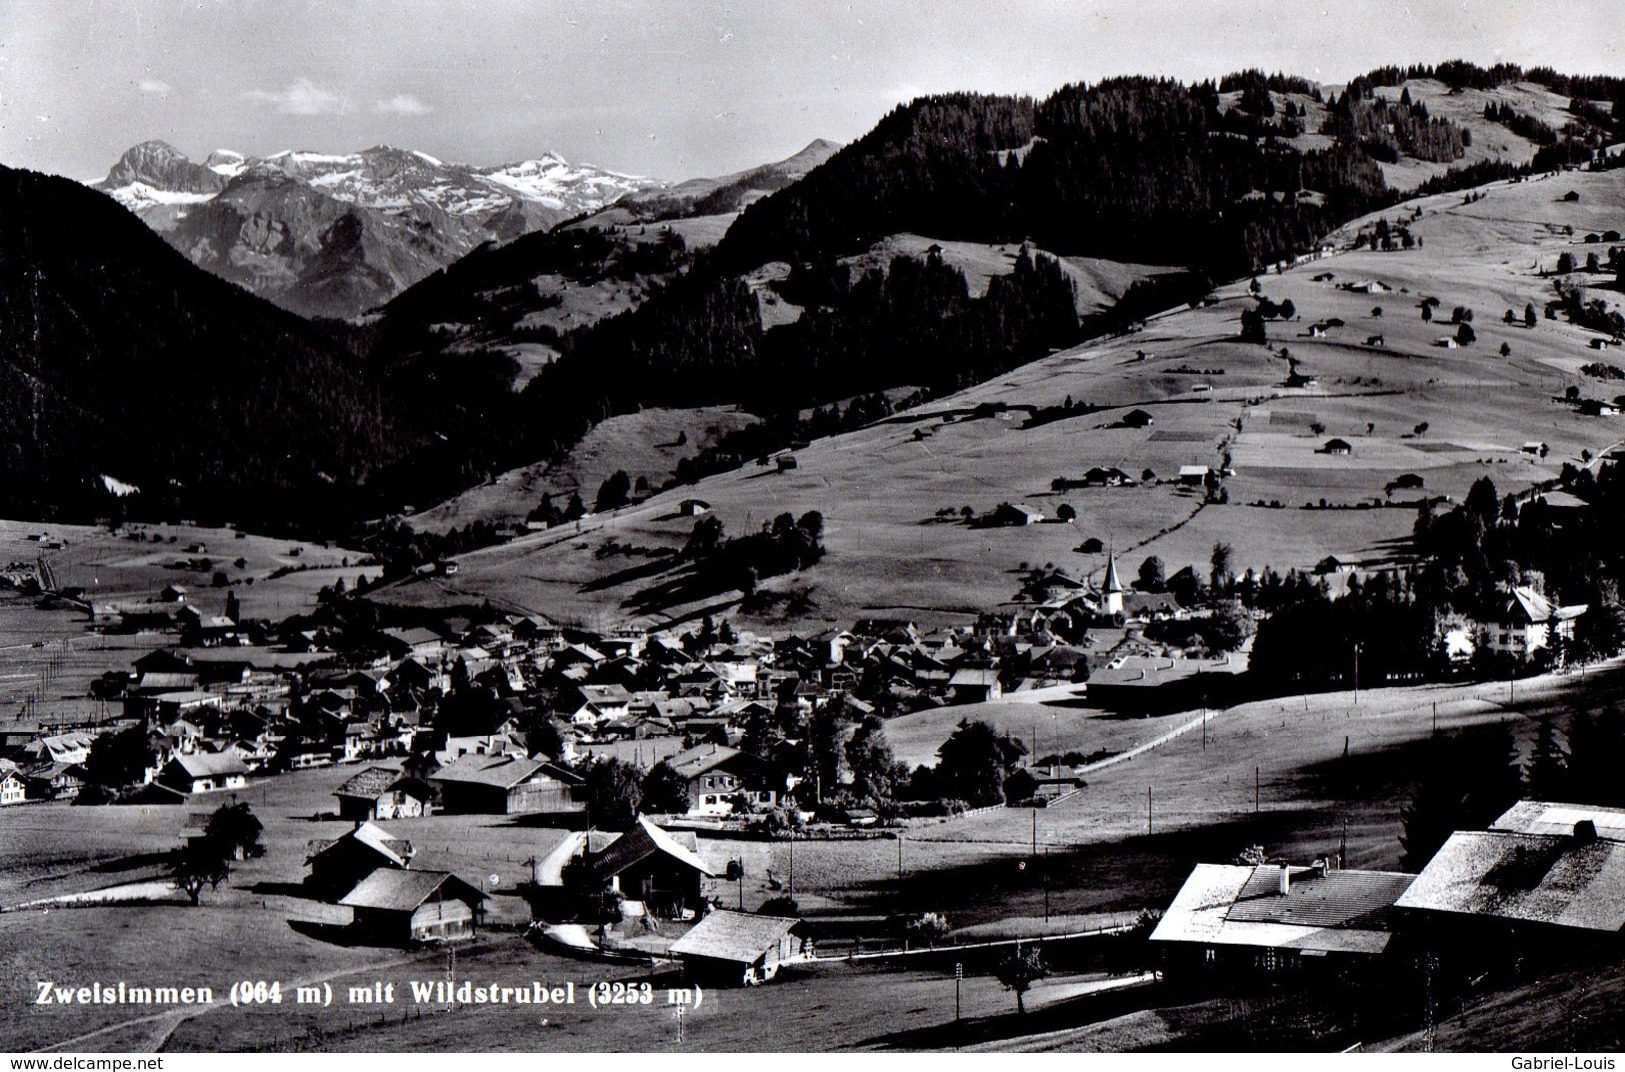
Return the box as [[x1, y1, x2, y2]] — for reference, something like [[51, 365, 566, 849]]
[[665, 743, 777, 817], [158, 751, 248, 794], [0, 767, 28, 806], [1479, 585, 1586, 660]]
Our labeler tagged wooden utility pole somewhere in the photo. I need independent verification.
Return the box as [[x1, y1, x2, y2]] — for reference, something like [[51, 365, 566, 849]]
[[1147, 786, 1153, 834], [1254, 766, 1260, 815]]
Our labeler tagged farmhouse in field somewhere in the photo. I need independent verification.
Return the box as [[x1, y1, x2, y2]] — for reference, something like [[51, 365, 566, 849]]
[[664, 743, 778, 817], [1151, 860, 1415, 979], [334, 766, 436, 822], [669, 910, 813, 986], [1177, 465, 1210, 486], [306, 820, 415, 898], [587, 815, 714, 918], [430, 754, 585, 816], [159, 752, 248, 794], [989, 503, 1044, 526], [1321, 438, 1352, 455], [678, 499, 711, 516], [338, 869, 486, 946], [1120, 409, 1155, 429]]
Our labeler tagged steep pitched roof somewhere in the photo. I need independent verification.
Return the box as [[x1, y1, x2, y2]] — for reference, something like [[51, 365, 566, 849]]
[[1103, 553, 1124, 595], [338, 869, 486, 911], [309, 820, 414, 868], [669, 910, 800, 963], [591, 815, 714, 880]]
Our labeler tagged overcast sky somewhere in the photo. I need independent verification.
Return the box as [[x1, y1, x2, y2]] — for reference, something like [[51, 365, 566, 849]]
[[2, 0, 1620, 184]]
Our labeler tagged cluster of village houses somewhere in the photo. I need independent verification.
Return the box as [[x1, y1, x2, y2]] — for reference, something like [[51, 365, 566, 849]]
[[0, 551, 1605, 985], [0, 553, 1202, 809]]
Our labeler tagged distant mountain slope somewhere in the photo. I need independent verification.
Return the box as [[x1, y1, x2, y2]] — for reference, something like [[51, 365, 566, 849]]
[[0, 165, 418, 524], [371, 63, 1622, 535], [375, 165, 1625, 632], [611, 139, 842, 220], [91, 141, 665, 317]]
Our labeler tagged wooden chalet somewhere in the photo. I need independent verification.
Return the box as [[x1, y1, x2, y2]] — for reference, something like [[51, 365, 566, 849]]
[[669, 910, 812, 986], [306, 820, 415, 898], [333, 765, 435, 821], [588, 815, 714, 918], [430, 754, 584, 816], [338, 869, 486, 946], [1152, 861, 1415, 980]]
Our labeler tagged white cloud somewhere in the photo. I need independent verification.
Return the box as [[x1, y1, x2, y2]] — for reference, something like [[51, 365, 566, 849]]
[[138, 78, 171, 98], [246, 77, 349, 116], [372, 94, 432, 116]]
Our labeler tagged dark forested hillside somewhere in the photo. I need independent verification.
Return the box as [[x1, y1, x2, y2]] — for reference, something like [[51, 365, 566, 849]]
[[714, 77, 1394, 278], [0, 166, 418, 526]]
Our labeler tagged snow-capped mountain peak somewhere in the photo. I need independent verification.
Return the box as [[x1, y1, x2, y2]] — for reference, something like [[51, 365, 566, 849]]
[[89, 141, 670, 317]]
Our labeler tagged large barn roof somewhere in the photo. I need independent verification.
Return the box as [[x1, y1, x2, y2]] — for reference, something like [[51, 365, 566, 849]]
[[338, 869, 485, 911], [591, 815, 713, 880], [669, 910, 800, 964], [430, 754, 550, 790], [335, 766, 403, 799], [1151, 863, 1414, 955], [1396, 829, 1625, 932]]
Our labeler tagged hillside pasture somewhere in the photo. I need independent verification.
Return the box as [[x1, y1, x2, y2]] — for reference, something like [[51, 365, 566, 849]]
[[409, 405, 759, 536], [0, 520, 373, 718], [381, 169, 1625, 630]]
